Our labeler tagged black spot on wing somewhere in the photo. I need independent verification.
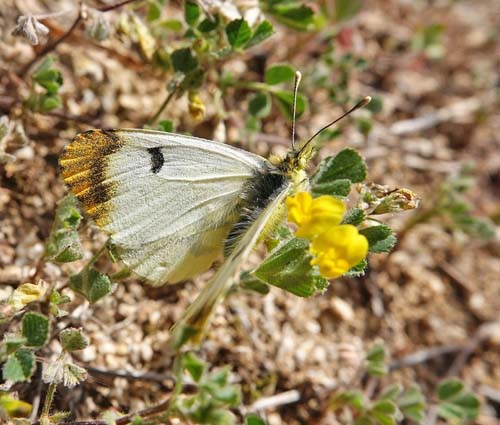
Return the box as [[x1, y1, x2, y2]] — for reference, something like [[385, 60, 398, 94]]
[[147, 147, 164, 174]]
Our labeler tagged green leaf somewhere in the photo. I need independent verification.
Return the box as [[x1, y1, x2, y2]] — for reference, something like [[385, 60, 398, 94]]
[[59, 328, 89, 352], [22, 312, 50, 347], [173, 324, 200, 349], [131, 417, 143, 425], [366, 344, 385, 363], [438, 393, 480, 421], [248, 92, 271, 118], [2, 335, 26, 355], [360, 225, 397, 254], [50, 412, 71, 423], [0, 393, 32, 418], [330, 391, 365, 411], [342, 208, 366, 226], [370, 400, 399, 425], [357, 117, 373, 136], [147, 1, 161, 21], [366, 344, 387, 377], [311, 179, 351, 198], [171, 47, 198, 73], [40, 93, 61, 111], [33, 63, 63, 94], [412, 24, 444, 54], [204, 408, 236, 425], [335, 0, 363, 21], [69, 267, 114, 303], [63, 361, 88, 387], [354, 416, 373, 425], [226, 19, 252, 48], [34, 56, 54, 73], [246, 115, 261, 133], [183, 352, 206, 382], [453, 214, 496, 240], [239, 271, 270, 295], [198, 15, 220, 32], [312, 148, 367, 186], [180, 68, 204, 90], [45, 195, 83, 263], [344, 259, 367, 277], [268, 4, 315, 31], [437, 380, 464, 401], [380, 384, 402, 401], [371, 400, 397, 415], [184, 1, 200, 26], [245, 20, 274, 48], [273, 90, 307, 120], [158, 119, 174, 132], [2, 349, 36, 382], [265, 64, 295, 85], [202, 382, 241, 406], [397, 385, 425, 423], [369, 411, 395, 425], [245, 414, 267, 425], [253, 238, 328, 297], [49, 290, 71, 317], [158, 19, 184, 32], [207, 367, 230, 386], [366, 96, 383, 114]]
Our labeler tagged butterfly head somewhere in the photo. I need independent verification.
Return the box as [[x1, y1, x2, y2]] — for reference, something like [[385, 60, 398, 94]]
[[276, 70, 370, 179]]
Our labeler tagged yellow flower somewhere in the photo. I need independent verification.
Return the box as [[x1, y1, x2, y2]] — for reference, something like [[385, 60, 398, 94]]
[[286, 191, 369, 279], [310, 225, 368, 278], [8, 282, 47, 311], [286, 191, 346, 239], [188, 92, 205, 122]]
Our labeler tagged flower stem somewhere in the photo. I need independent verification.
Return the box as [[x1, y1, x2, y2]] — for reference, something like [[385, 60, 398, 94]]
[[160, 352, 184, 419], [41, 382, 57, 419], [149, 88, 177, 126], [87, 242, 107, 267]]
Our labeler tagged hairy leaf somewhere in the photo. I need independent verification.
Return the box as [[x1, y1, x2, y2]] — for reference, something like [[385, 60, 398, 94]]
[[69, 267, 114, 303], [22, 312, 50, 347]]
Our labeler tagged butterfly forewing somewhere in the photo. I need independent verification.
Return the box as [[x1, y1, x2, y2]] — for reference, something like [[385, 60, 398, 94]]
[[60, 129, 269, 285]]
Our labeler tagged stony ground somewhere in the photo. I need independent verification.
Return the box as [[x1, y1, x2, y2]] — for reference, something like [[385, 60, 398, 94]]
[[1, 0, 499, 423]]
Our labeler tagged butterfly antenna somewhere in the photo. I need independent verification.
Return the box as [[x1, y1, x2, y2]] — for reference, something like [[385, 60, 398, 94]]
[[298, 96, 372, 156], [291, 70, 302, 150]]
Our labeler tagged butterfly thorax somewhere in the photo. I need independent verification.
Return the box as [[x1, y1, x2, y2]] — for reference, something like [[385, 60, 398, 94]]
[[224, 146, 312, 256]]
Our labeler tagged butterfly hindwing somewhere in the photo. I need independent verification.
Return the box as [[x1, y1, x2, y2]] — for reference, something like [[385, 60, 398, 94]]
[[60, 129, 269, 285], [175, 180, 292, 341]]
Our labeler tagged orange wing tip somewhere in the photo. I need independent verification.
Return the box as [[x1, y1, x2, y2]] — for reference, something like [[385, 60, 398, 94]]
[[59, 129, 125, 227]]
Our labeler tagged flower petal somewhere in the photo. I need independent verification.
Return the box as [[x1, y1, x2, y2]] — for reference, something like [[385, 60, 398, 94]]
[[311, 225, 368, 278], [286, 191, 312, 226]]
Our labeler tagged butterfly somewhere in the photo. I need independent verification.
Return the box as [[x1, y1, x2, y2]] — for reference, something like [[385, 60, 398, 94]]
[[59, 71, 370, 342]]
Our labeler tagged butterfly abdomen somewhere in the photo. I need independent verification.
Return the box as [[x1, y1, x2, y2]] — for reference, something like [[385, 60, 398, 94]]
[[60, 129, 123, 226]]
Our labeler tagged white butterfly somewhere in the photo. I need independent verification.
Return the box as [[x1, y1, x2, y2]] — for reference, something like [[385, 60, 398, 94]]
[[60, 72, 370, 341]]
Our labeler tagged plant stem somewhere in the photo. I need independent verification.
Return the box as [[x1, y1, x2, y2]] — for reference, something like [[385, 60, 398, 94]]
[[19, 12, 82, 78], [149, 88, 178, 126], [41, 382, 57, 419], [160, 352, 184, 419], [87, 242, 107, 267], [228, 80, 275, 93], [18, 0, 142, 78], [97, 0, 141, 12]]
